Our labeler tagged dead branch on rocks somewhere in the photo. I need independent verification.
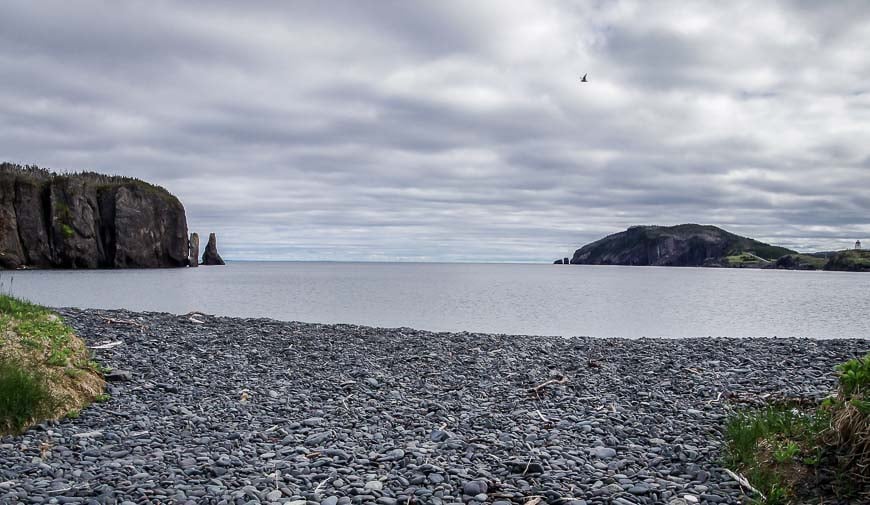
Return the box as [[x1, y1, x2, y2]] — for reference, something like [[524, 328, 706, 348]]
[[724, 468, 765, 501], [530, 375, 568, 397], [99, 316, 147, 330], [89, 341, 123, 350]]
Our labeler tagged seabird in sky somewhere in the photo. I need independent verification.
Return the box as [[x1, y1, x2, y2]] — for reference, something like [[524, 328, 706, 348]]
[[580, 73, 588, 82]]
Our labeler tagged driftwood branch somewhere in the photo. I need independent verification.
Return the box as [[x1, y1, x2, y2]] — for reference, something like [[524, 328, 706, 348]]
[[99, 316, 147, 330], [724, 468, 765, 500], [530, 375, 569, 396], [89, 341, 123, 350]]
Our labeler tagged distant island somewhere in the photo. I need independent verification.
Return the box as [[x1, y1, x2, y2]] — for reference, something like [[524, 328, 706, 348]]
[[554, 224, 870, 272], [0, 163, 223, 269]]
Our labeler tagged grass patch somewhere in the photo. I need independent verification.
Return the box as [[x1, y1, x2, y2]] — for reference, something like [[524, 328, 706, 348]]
[[725, 253, 768, 268], [0, 294, 105, 435], [790, 254, 827, 269], [724, 404, 830, 503], [0, 361, 57, 434], [724, 354, 870, 503]]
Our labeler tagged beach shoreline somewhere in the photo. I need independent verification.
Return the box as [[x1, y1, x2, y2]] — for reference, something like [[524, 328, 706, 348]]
[[1, 308, 865, 504]]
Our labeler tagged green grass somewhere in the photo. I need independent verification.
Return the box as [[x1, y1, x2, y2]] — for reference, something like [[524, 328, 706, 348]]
[[0, 295, 76, 367], [724, 404, 831, 504], [0, 360, 57, 434], [790, 254, 827, 269], [725, 253, 767, 267], [724, 355, 870, 502], [0, 294, 106, 435]]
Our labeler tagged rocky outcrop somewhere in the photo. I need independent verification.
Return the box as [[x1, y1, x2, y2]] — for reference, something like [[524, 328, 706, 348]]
[[0, 163, 189, 269], [201, 233, 225, 266], [565, 224, 796, 267], [770, 254, 824, 270], [188, 233, 200, 267], [823, 250, 870, 272]]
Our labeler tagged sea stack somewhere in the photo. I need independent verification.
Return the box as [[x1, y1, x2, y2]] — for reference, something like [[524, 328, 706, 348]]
[[188, 233, 200, 267], [201, 233, 225, 266]]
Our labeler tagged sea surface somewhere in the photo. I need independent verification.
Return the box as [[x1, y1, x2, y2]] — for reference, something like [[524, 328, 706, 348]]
[[3, 262, 869, 339]]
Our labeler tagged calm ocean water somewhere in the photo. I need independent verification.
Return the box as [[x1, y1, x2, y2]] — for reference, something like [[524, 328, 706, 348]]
[[4, 262, 869, 339]]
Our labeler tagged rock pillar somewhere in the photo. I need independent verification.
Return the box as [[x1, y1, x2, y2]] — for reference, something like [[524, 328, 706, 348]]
[[188, 233, 200, 267], [201, 233, 225, 266]]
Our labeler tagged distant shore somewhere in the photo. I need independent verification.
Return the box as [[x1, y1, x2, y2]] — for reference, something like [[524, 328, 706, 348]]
[[1, 308, 866, 504]]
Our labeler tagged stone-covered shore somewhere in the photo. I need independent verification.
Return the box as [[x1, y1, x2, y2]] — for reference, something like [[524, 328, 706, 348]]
[[1, 310, 866, 505]]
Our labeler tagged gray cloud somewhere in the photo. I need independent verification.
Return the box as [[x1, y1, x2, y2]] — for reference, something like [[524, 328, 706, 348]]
[[1, 0, 869, 261]]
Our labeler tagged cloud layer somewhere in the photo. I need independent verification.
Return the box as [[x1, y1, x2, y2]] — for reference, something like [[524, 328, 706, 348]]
[[2, 0, 869, 261]]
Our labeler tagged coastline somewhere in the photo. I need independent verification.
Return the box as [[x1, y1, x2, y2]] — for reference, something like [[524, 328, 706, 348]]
[[1, 308, 865, 504]]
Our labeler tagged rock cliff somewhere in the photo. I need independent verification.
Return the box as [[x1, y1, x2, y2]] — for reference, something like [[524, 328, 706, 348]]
[[0, 163, 189, 269], [566, 224, 796, 267]]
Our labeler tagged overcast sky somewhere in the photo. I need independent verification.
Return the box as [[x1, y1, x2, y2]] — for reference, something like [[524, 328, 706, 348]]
[[2, 1, 869, 261]]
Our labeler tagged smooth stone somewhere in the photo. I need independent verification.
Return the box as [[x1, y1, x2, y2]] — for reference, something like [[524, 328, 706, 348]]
[[462, 481, 487, 496], [590, 447, 617, 459]]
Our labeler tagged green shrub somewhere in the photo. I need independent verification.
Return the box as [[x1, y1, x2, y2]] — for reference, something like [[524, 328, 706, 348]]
[[836, 354, 870, 398], [0, 360, 56, 434], [826, 353, 870, 493]]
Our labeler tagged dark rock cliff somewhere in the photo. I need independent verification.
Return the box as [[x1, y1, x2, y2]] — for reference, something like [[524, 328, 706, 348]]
[[0, 163, 188, 269], [566, 224, 797, 267]]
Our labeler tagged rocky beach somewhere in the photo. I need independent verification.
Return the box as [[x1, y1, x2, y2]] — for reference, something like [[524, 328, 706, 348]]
[[0, 309, 865, 505]]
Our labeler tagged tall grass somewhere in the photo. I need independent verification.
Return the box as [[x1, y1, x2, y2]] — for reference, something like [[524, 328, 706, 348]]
[[0, 360, 56, 434]]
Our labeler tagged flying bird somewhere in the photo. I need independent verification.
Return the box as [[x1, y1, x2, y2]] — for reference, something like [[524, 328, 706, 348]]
[[580, 73, 588, 82]]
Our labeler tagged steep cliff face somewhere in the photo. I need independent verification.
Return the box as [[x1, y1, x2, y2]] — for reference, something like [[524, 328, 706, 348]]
[[0, 163, 188, 269], [568, 224, 796, 267]]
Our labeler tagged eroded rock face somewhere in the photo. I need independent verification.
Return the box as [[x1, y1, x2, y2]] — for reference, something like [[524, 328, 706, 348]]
[[0, 163, 189, 269], [0, 176, 24, 268], [201, 232, 225, 266], [112, 185, 188, 268]]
